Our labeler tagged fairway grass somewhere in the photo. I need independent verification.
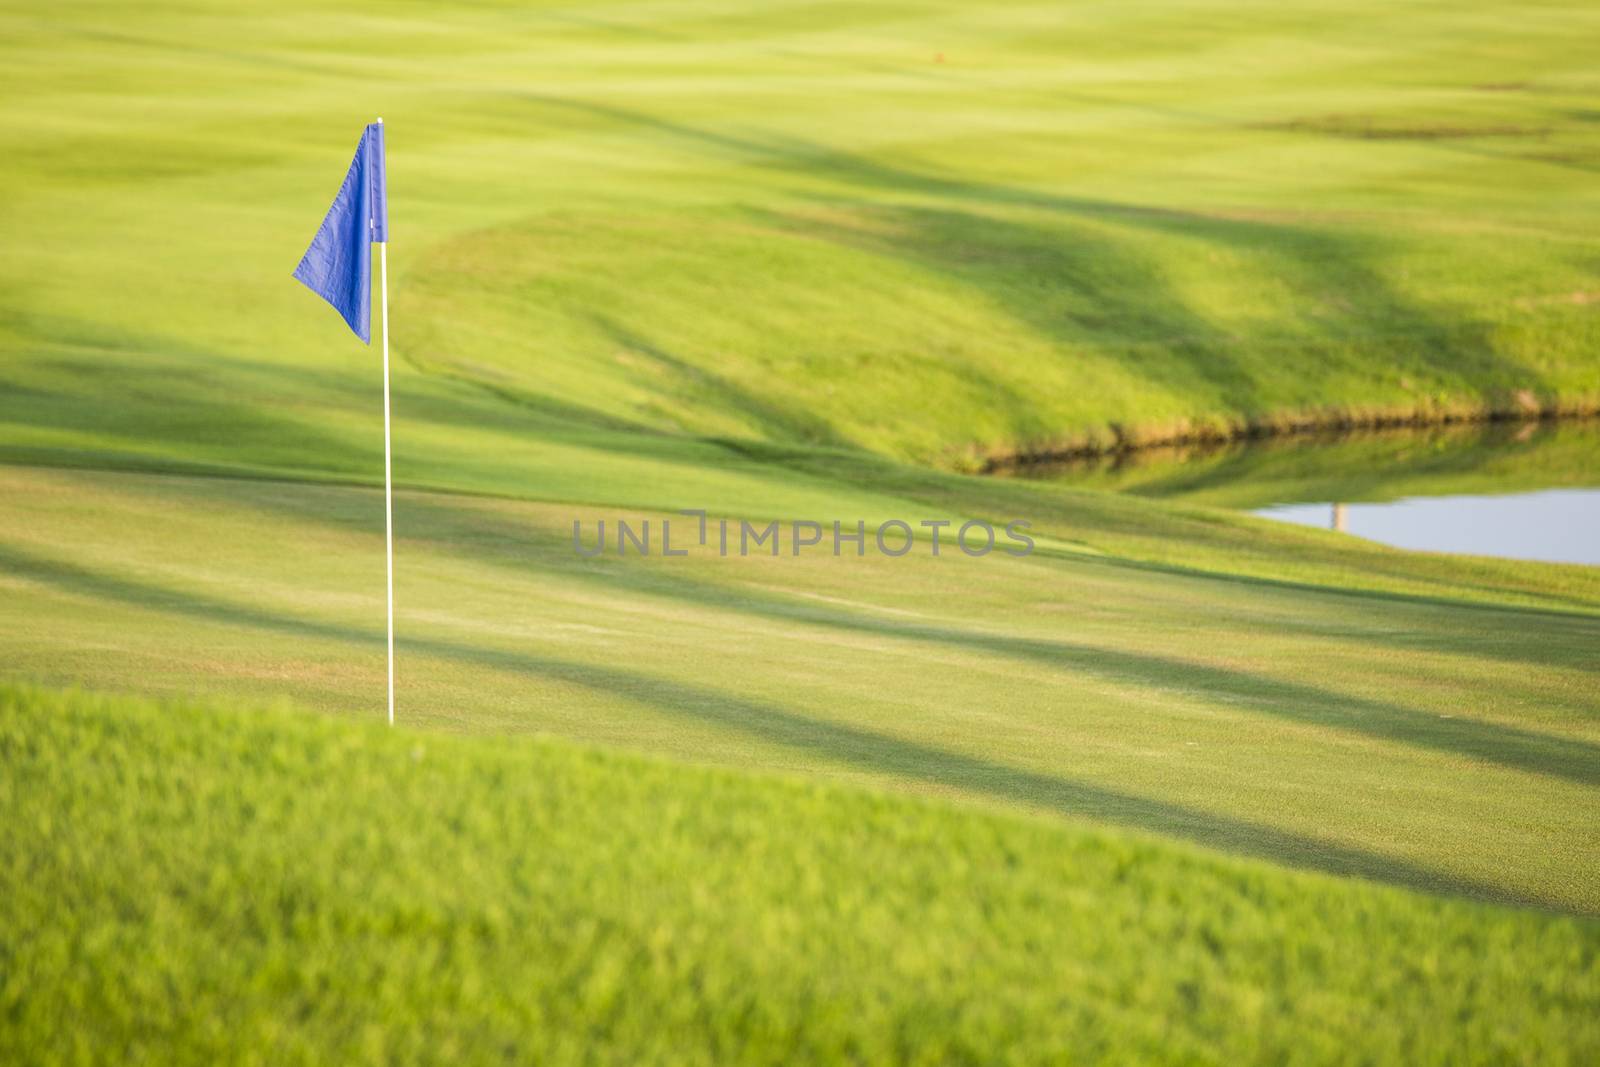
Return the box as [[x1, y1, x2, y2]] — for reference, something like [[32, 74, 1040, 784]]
[[5, 463, 1598, 917], [4, 685, 1597, 1066]]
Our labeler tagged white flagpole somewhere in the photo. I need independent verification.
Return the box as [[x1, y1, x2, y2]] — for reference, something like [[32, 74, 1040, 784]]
[[377, 117, 395, 727]]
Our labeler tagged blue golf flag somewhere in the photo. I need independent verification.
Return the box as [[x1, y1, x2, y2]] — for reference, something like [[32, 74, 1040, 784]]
[[293, 122, 387, 343]]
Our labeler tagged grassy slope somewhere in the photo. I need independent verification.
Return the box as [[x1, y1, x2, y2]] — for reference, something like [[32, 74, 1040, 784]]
[[1, 0, 1599, 474], [4, 685, 1597, 1066]]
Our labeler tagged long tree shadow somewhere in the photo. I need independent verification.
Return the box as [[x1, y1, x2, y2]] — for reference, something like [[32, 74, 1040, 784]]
[[497, 97, 1545, 407], [348, 490, 1600, 787], [707, 438, 1600, 619], [760, 133, 1524, 392], [94, 473, 1600, 782], [755, 192, 1524, 416], [769, 202, 1267, 412], [0, 541, 1549, 911], [590, 315, 853, 448], [0, 337, 723, 474], [536, 555, 1600, 789]]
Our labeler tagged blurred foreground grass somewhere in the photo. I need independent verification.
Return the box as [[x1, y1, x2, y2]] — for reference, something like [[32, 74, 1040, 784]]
[[4, 684, 1597, 1066]]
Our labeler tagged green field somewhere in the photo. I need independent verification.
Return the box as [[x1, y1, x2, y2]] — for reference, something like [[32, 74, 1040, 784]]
[[3, 0, 1599, 1061]]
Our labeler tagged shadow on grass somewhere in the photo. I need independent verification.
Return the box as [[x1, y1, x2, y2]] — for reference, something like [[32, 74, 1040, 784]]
[[79, 452, 1600, 785], [1094, 551, 1600, 634], [0, 541, 1567, 912], [336, 492, 1600, 791], [714, 439, 1600, 620], [590, 315, 853, 448], [504, 96, 1545, 409], [75, 468, 1600, 785]]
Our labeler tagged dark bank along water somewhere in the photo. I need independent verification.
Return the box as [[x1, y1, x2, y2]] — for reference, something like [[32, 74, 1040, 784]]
[[1008, 420, 1600, 566]]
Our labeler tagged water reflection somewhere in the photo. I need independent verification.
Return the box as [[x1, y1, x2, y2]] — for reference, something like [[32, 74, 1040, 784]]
[[1010, 420, 1600, 565], [1258, 489, 1600, 566]]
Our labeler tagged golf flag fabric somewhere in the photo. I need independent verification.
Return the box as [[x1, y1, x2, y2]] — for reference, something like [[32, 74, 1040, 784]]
[[293, 122, 387, 342], [292, 118, 399, 727]]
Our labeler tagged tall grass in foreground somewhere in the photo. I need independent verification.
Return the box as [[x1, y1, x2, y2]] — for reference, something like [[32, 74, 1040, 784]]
[[3, 685, 1596, 1065]]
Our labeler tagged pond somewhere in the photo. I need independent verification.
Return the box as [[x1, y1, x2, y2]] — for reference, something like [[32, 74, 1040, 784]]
[[1007, 420, 1600, 566]]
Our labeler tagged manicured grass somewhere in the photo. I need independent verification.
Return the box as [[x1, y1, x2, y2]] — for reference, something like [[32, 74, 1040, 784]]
[[4, 684, 1597, 1066], [4, 463, 1597, 918], [2, 0, 1599, 477]]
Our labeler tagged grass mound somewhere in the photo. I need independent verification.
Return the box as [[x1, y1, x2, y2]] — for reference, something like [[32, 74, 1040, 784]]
[[3, 684, 1597, 1065], [3, 1, 1599, 475], [403, 200, 1600, 468]]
